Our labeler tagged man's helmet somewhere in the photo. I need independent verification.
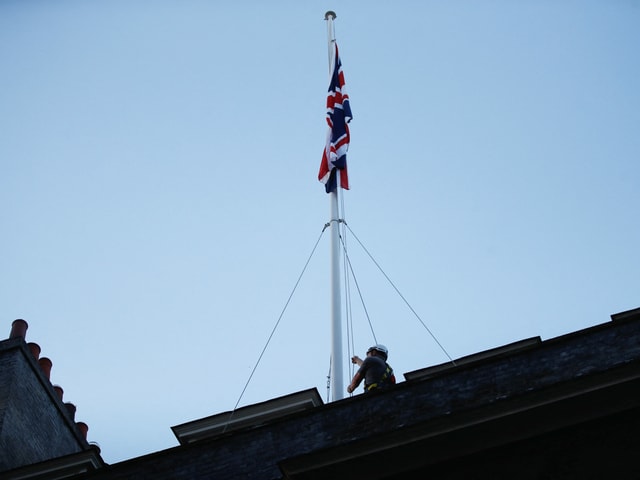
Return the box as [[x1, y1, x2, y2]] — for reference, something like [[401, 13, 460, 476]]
[[367, 344, 388, 359]]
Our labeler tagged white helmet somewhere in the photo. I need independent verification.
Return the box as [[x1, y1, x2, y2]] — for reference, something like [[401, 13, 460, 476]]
[[367, 344, 388, 358]]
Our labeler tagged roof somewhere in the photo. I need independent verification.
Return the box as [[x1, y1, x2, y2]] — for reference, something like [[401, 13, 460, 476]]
[[171, 388, 323, 445], [63, 307, 640, 479]]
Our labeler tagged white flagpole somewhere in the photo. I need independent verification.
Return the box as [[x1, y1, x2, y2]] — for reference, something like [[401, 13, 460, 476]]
[[325, 10, 344, 401]]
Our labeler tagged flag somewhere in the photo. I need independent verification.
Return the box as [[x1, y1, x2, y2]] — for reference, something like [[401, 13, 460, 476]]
[[318, 43, 352, 193]]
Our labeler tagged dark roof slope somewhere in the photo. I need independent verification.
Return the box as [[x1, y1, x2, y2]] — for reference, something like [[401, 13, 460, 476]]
[[71, 308, 640, 479]]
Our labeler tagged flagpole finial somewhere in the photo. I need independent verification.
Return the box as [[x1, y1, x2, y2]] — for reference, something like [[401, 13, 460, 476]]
[[324, 11, 336, 20]]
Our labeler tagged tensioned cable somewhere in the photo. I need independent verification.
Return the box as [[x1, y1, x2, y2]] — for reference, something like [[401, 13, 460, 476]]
[[345, 262, 357, 382], [343, 222, 456, 365], [223, 228, 327, 432], [326, 356, 332, 403], [323, 196, 354, 401], [339, 233, 378, 345], [338, 194, 357, 383]]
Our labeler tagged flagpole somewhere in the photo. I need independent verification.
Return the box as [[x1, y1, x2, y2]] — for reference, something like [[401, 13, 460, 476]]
[[325, 10, 344, 401]]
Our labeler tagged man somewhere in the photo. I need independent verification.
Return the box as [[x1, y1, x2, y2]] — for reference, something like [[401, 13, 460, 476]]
[[347, 344, 396, 394]]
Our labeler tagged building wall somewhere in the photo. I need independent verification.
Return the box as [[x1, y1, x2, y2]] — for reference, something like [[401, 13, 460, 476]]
[[0, 339, 86, 472], [4, 311, 639, 479], [74, 312, 640, 479]]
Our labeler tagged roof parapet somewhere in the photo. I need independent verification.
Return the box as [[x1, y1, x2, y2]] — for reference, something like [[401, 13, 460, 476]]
[[172, 388, 323, 445], [610, 307, 640, 323], [404, 337, 542, 382]]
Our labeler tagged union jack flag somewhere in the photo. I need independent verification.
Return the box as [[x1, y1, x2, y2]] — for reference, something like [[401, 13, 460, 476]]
[[318, 43, 352, 193]]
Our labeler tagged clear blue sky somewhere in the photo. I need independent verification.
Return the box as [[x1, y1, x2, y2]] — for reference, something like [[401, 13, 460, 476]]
[[1, 0, 638, 464]]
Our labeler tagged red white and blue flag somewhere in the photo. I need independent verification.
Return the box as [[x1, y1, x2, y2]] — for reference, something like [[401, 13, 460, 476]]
[[318, 43, 352, 193]]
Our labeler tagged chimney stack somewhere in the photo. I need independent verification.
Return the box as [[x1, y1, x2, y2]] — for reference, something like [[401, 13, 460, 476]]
[[5, 320, 96, 448], [53, 385, 64, 401], [28, 342, 41, 360], [10, 318, 28, 339], [76, 422, 89, 440], [38, 357, 53, 380], [65, 402, 77, 421]]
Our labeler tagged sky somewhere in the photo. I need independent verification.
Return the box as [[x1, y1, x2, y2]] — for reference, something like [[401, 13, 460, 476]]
[[1, 0, 639, 465]]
